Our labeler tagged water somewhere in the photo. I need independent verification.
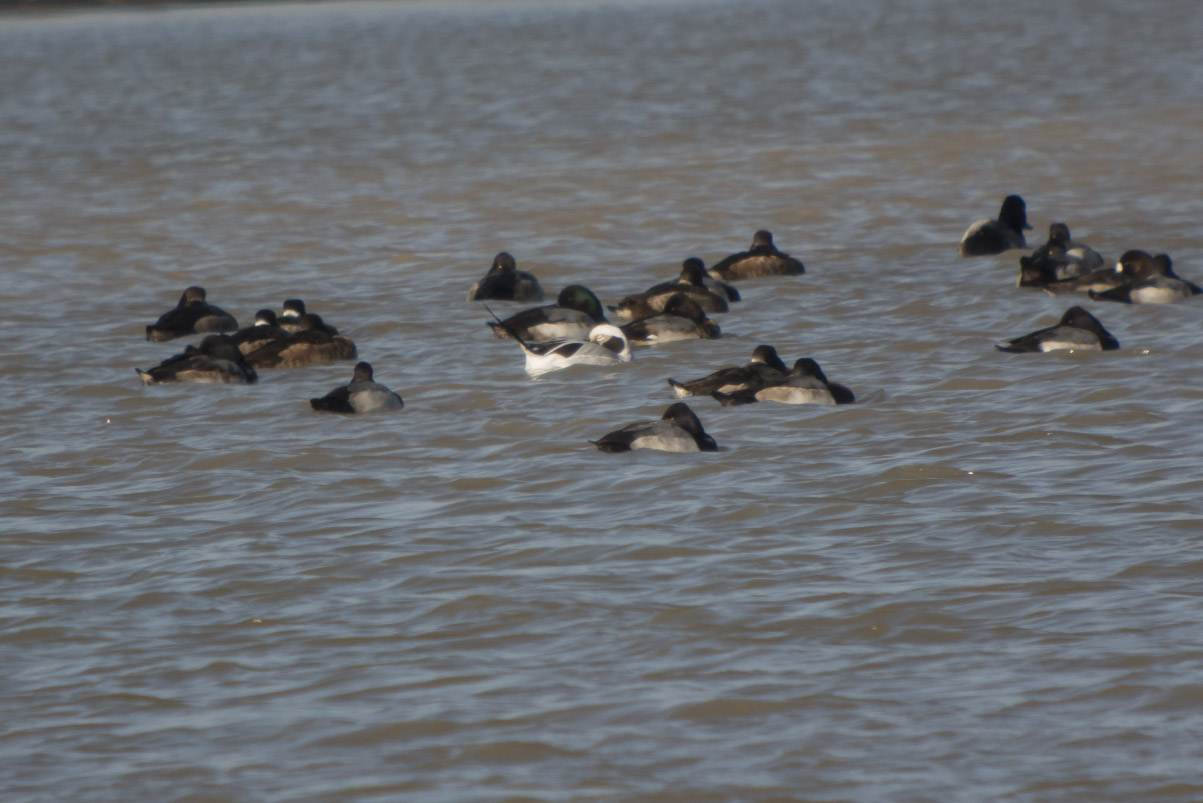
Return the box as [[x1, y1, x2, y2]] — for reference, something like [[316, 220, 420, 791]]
[[2, 0, 1203, 799]]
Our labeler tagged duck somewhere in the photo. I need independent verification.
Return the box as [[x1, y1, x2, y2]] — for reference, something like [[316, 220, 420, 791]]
[[504, 323, 632, 377], [245, 313, 357, 369], [1045, 223, 1104, 273], [591, 402, 717, 453], [620, 294, 721, 345], [145, 286, 239, 342], [467, 252, 545, 303], [310, 361, 404, 413], [994, 306, 1119, 353], [1018, 223, 1105, 286], [609, 259, 731, 321], [277, 299, 310, 334], [667, 345, 789, 398], [1089, 252, 1201, 304], [228, 309, 289, 355], [136, 334, 257, 385], [712, 358, 854, 406], [958, 195, 1032, 257], [676, 257, 740, 302], [1038, 256, 1139, 295], [689, 259, 741, 302], [487, 285, 607, 342], [708, 230, 805, 280], [1044, 250, 1180, 297]]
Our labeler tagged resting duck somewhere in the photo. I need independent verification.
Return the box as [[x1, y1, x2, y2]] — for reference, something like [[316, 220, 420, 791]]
[[1019, 223, 1105, 286], [708, 230, 805, 280], [145, 286, 238, 342], [620, 294, 721, 345], [667, 345, 788, 398], [591, 402, 717, 453], [673, 257, 741, 301], [136, 334, 257, 385], [503, 323, 631, 377], [487, 285, 607, 342], [245, 313, 357, 369], [228, 309, 289, 355], [688, 258, 741, 302], [958, 195, 1031, 257], [1089, 252, 1201, 304], [712, 358, 853, 406], [277, 299, 310, 334], [310, 361, 404, 413], [467, 252, 544, 303], [995, 306, 1119, 353], [1045, 223, 1104, 273], [610, 259, 731, 321]]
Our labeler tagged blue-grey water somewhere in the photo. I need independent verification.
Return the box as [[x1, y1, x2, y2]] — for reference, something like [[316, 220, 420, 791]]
[[2, 0, 1202, 800]]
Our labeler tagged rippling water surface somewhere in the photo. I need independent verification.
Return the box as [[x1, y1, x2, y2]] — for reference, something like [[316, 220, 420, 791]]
[[3, 0, 1203, 799]]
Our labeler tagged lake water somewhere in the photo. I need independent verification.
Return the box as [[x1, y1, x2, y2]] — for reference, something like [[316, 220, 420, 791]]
[[2, 0, 1202, 799]]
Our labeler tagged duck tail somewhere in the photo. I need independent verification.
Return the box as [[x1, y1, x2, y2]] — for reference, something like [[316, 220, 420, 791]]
[[484, 304, 530, 347]]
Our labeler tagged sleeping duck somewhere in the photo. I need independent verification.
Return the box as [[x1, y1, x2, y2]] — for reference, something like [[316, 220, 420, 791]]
[[245, 313, 357, 369], [667, 345, 788, 398], [500, 321, 632, 378], [994, 306, 1119, 353], [591, 402, 717, 453], [228, 309, 289, 355], [1089, 252, 1201, 304], [712, 358, 853, 406], [136, 334, 257, 385], [610, 258, 731, 321], [620, 294, 721, 345], [145, 286, 238, 342], [487, 284, 607, 342]]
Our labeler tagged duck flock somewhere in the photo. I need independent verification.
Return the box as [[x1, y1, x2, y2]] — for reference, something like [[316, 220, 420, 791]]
[[137, 197, 1199, 452]]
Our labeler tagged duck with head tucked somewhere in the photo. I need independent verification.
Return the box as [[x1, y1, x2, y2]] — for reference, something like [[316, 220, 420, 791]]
[[489, 306, 631, 378], [994, 306, 1119, 353], [1089, 251, 1201, 304], [486, 284, 607, 342], [708, 230, 805, 280], [667, 345, 788, 398], [245, 313, 357, 369], [228, 309, 289, 355], [712, 357, 854, 406], [591, 402, 717, 453], [467, 252, 545, 303], [145, 286, 239, 342], [685, 257, 741, 302], [136, 334, 257, 385], [610, 258, 731, 321], [310, 362, 404, 413], [1018, 223, 1104, 286], [958, 195, 1032, 257], [619, 294, 721, 345], [277, 299, 310, 333]]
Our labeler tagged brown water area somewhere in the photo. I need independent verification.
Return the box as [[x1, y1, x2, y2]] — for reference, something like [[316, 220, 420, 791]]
[[2, 0, 1202, 799]]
